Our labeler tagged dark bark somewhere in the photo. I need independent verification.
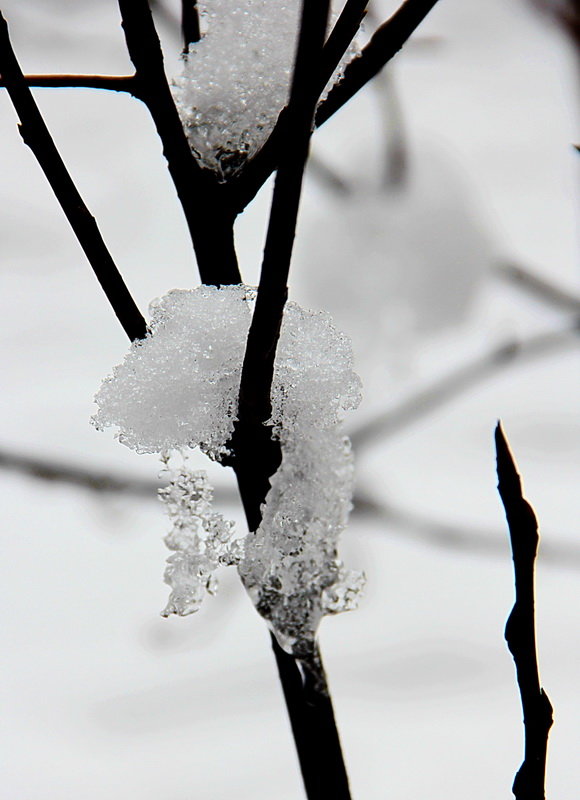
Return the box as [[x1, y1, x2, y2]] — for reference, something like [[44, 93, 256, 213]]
[[230, 0, 440, 212], [181, 0, 201, 49], [0, 13, 146, 342], [117, 0, 241, 285], [0, 73, 139, 94], [496, 423, 553, 800]]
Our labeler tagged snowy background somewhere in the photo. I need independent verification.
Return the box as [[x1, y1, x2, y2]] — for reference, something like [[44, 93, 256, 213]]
[[0, 0, 578, 798]]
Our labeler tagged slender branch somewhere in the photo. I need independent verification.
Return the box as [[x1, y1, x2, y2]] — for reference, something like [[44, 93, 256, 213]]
[[316, 0, 441, 127], [227, 2, 352, 797], [230, 0, 438, 213], [0, 13, 146, 342], [117, 0, 241, 285], [271, 637, 351, 799], [230, 0, 369, 212], [0, 73, 139, 94], [497, 262, 580, 314], [350, 324, 579, 451], [181, 0, 201, 49], [495, 423, 553, 800]]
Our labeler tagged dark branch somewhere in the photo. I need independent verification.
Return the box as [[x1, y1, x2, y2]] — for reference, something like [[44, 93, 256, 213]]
[[181, 0, 201, 49], [230, 0, 334, 513], [350, 325, 579, 451], [0, 13, 146, 342], [271, 637, 351, 799], [496, 423, 553, 799], [0, 73, 139, 94], [316, 0, 441, 126], [228, 2, 352, 797], [230, 0, 437, 212], [117, 0, 241, 285]]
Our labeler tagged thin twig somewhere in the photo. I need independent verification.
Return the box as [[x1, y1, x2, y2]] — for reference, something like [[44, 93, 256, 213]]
[[181, 0, 201, 49], [497, 262, 580, 314], [350, 325, 579, 451], [117, 0, 241, 285], [316, 0, 441, 126], [0, 13, 146, 342], [0, 73, 139, 93], [230, 0, 438, 212], [495, 422, 553, 799]]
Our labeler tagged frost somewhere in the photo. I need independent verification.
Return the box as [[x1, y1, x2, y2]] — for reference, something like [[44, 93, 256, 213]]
[[93, 285, 364, 651], [159, 454, 240, 617], [173, 1, 361, 179]]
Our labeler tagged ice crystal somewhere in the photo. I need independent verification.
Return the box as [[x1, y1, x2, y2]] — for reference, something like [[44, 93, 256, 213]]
[[173, 0, 360, 179], [94, 284, 364, 651], [159, 455, 239, 617]]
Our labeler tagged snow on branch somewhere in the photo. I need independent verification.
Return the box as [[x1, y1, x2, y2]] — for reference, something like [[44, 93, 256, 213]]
[[93, 286, 364, 651]]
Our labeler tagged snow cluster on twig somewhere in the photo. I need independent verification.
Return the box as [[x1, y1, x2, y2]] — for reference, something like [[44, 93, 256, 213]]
[[173, 0, 359, 179], [93, 285, 364, 652]]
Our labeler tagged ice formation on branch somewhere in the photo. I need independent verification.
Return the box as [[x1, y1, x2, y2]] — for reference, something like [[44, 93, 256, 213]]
[[173, 0, 360, 179], [93, 285, 364, 653], [159, 455, 240, 617]]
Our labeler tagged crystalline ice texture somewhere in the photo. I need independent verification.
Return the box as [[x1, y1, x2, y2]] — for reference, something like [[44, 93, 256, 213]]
[[93, 285, 364, 648], [92, 285, 255, 460], [173, 0, 360, 179], [238, 302, 364, 655], [159, 458, 239, 617]]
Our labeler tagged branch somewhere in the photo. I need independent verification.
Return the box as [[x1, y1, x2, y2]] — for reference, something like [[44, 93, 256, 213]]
[[497, 262, 580, 314], [350, 324, 579, 451], [316, 0, 441, 126], [271, 637, 351, 799], [230, 0, 439, 212], [117, 0, 241, 285], [230, 0, 369, 212], [0, 13, 146, 342], [495, 423, 553, 800], [228, 2, 352, 797], [0, 73, 139, 94], [181, 0, 201, 49]]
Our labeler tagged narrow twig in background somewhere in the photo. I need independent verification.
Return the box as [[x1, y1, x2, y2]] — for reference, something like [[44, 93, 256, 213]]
[[0, 73, 139, 94], [0, 13, 146, 342], [181, 0, 201, 49], [495, 423, 553, 799], [307, 153, 351, 194], [117, 0, 241, 285], [350, 325, 579, 450], [497, 262, 580, 314], [376, 69, 408, 188], [5, 446, 580, 570], [316, 0, 441, 126]]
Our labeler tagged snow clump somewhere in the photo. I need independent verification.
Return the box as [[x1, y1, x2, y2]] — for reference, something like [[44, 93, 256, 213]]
[[173, 0, 360, 179], [93, 285, 364, 653]]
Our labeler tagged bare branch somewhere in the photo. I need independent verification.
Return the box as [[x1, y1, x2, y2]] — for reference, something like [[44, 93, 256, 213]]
[[181, 0, 201, 49], [230, 0, 438, 212], [0, 12, 146, 342], [316, 0, 442, 126], [497, 262, 580, 314], [350, 325, 579, 451], [495, 423, 553, 800], [0, 73, 139, 94], [117, 0, 241, 285]]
